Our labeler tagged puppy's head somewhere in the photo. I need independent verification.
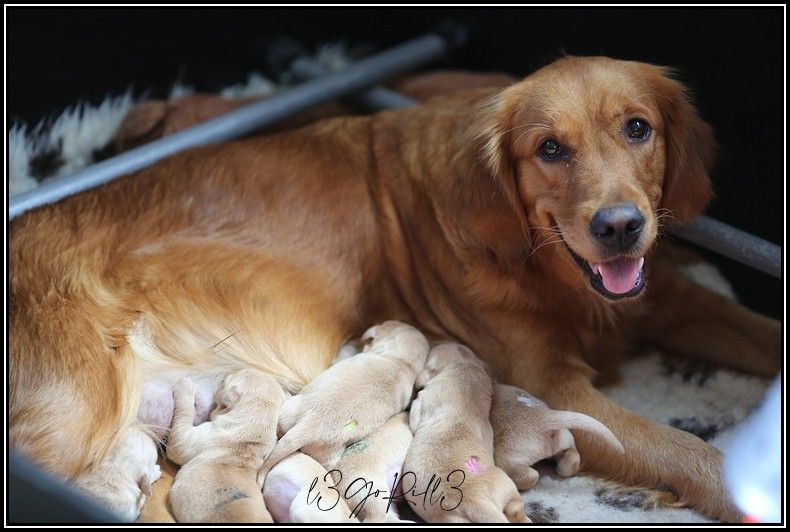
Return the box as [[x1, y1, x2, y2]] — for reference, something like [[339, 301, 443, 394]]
[[416, 342, 488, 389], [361, 320, 429, 358], [479, 56, 715, 301], [211, 368, 278, 419]]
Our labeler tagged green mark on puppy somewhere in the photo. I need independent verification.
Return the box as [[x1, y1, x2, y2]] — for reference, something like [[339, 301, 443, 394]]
[[343, 439, 370, 456], [214, 487, 250, 510], [344, 418, 358, 429]]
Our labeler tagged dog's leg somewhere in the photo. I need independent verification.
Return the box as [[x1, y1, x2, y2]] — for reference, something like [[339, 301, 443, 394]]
[[166, 379, 213, 465], [511, 466, 540, 491], [517, 361, 739, 521], [638, 255, 781, 378], [554, 447, 581, 478], [553, 429, 581, 477]]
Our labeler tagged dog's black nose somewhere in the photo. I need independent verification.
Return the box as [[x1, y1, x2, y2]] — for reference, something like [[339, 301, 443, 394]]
[[590, 203, 645, 252]]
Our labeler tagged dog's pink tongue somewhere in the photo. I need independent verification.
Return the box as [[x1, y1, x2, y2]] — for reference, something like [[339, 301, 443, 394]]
[[591, 257, 643, 294]]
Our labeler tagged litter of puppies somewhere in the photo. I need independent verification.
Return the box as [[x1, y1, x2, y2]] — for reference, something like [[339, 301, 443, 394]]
[[85, 320, 623, 523]]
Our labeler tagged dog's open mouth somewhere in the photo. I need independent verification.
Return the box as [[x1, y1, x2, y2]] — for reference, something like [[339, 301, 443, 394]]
[[563, 241, 647, 300]]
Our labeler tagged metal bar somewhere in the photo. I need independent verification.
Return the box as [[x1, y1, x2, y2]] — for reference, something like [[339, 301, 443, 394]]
[[288, 56, 418, 110], [670, 215, 782, 279], [10, 36, 781, 279], [9, 32, 451, 220]]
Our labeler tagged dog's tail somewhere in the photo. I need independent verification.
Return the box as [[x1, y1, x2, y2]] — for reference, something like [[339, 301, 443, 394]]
[[544, 410, 625, 453]]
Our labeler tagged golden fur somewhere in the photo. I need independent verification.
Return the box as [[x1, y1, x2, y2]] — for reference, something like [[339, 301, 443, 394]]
[[331, 412, 414, 523], [166, 369, 283, 522], [490, 383, 623, 491], [406, 343, 529, 523], [9, 58, 781, 522], [71, 426, 160, 521], [261, 321, 429, 473]]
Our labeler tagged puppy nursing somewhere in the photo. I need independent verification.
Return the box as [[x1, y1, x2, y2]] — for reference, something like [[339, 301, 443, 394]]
[[261, 321, 430, 473], [490, 383, 624, 490], [72, 427, 161, 522], [332, 412, 414, 522], [166, 368, 284, 523], [95, 322, 624, 523], [405, 343, 529, 523]]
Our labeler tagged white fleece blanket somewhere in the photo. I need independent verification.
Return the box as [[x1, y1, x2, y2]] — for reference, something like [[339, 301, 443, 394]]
[[7, 53, 772, 524]]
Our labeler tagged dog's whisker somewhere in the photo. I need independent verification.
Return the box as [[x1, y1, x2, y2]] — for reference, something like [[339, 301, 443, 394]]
[[528, 236, 564, 258], [498, 122, 552, 136]]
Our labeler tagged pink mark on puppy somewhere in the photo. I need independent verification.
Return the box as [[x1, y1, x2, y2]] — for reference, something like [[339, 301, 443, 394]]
[[465, 456, 483, 475]]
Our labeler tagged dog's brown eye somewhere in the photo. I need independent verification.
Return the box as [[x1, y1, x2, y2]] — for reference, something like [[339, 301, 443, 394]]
[[539, 139, 565, 160], [626, 118, 651, 141]]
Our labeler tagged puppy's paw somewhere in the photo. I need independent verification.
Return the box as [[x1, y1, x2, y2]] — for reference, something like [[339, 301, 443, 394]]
[[149, 463, 162, 484], [172, 378, 196, 400], [555, 447, 581, 477], [514, 466, 540, 491]]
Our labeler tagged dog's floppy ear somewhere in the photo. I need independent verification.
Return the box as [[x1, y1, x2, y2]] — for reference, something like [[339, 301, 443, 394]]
[[448, 85, 532, 257], [642, 65, 716, 224]]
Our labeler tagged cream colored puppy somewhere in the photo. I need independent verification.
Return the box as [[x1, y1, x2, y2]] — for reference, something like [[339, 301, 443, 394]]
[[333, 412, 414, 523], [260, 321, 429, 474], [404, 343, 529, 523], [73, 427, 161, 521], [491, 383, 624, 490], [262, 452, 358, 523], [166, 368, 284, 523]]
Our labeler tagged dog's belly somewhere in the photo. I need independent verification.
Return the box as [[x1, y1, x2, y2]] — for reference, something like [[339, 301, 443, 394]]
[[138, 372, 225, 439]]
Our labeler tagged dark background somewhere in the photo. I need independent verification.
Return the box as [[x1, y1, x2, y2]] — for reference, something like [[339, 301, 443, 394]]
[[7, 7, 784, 319]]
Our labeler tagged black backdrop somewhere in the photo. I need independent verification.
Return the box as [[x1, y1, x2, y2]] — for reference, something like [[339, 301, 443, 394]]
[[7, 7, 784, 319]]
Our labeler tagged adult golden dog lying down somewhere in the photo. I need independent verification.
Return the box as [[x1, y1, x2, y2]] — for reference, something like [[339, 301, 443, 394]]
[[10, 56, 780, 522]]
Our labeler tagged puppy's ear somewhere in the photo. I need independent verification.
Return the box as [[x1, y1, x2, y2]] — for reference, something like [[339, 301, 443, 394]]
[[642, 66, 716, 224], [415, 366, 436, 390], [408, 395, 424, 432], [217, 384, 242, 410], [138, 472, 153, 497], [361, 324, 381, 351]]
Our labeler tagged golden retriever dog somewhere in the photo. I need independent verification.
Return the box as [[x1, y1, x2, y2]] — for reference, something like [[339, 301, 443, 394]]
[[166, 369, 284, 522], [10, 57, 780, 522], [405, 343, 529, 523], [261, 321, 429, 473], [490, 383, 623, 490]]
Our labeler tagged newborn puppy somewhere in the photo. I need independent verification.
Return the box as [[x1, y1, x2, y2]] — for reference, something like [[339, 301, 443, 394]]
[[167, 368, 284, 523], [490, 383, 624, 490], [137, 454, 178, 523], [260, 321, 430, 474], [263, 452, 358, 523], [73, 427, 161, 522], [333, 412, 414, 523], [404, 343, 529, 523]]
